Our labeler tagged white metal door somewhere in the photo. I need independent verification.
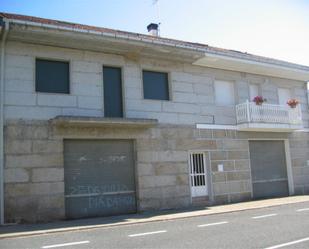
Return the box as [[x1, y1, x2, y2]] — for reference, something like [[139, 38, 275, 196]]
[[189, 152, 208, 197]]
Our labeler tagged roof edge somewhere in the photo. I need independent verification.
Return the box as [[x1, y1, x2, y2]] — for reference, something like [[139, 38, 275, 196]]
[[1, 12, 309, 73]]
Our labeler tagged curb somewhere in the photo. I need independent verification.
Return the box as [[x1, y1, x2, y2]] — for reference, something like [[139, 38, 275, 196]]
[[1, 196, 309, 239]]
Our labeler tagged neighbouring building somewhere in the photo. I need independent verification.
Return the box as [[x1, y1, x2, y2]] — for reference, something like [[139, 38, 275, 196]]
[[0, 13, 309, 224]]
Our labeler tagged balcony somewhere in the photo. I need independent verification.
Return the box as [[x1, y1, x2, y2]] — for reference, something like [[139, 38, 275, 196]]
[[236, 101, 303, 132]]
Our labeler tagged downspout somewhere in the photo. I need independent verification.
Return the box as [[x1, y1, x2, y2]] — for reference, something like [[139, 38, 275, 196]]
[[0, 18, 9, 225]]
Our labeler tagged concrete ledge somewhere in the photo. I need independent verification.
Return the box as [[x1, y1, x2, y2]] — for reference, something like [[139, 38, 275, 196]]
[[50, 116, 158, 128], [1, 196, 309, 239]]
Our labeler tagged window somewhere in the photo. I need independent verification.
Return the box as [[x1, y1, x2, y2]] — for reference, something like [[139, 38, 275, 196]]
[[278, 88, 291, 106], [143, 70, 169, 100], [36, 59, 69, 94], [103, 66, 123, 118], [249, 84, 259, 101], [215, 80, 235, 105]]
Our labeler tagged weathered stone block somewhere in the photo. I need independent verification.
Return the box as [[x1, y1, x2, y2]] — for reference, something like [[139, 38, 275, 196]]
[[213, 194, 229, 205], [32, 140, 63, 154], [5, 153, 63, 168], [154, 163, 188, 176], [30, 182, 64, 195], [38, 195, 65, 210], [234, 160, 250, 170], [157, 150, 187, 162], [213, 182, 228, 195], [36, 208, 65, 222], [137, 163, 155, 176], [5, 183, 31, 197], [5, 140, 32, 154], [136, 139, 167, 151], [139, 175, 177, 188], [226, 171, 251, 181], [229, 192, 251, 203], [227, 151, 249, 160], [32, 168, 64, 182], [160, 196, 190, 209], [5, 92, 36, 106], [222, 140, 248, 150], [213, 130, 236, 139], [212, 172, 226, 182], [175, 139, 216, 150], [176, 174, 189, 185], [139, 199, 161, 210], [4, 168, 29, 183], [139, 188, 161, 199], [211, 161, 234, 172], [161, 185, 190, 199], [228, 181, 251, 193], [210, 151, 228, 160], [37, 94, 77, 107], [77, 96, 103, 109], [172, 81, 193, 93]]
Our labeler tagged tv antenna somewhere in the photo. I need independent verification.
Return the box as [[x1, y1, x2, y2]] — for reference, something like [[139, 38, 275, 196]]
[[151, 0, 161, 35]]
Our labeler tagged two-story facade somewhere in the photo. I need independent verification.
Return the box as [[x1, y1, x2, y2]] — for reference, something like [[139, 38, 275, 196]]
[[0, 13, 309, 224]]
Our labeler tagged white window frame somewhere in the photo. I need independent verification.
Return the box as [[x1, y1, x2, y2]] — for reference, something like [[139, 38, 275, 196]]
[[214, 80, 235, 106]]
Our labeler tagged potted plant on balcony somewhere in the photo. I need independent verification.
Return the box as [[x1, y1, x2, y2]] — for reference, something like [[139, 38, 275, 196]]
[[287, 98, 299, 108], [253, 96, 267, 105]]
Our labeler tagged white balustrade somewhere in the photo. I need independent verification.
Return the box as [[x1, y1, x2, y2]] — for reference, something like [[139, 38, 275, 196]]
[[236, 100, 302, 126]]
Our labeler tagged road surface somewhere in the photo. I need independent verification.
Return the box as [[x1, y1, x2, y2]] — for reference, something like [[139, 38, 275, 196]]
[[1, 201, 309, 249]]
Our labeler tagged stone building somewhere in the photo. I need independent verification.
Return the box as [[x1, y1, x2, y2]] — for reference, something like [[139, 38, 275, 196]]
[[0, 13, 309, 223]]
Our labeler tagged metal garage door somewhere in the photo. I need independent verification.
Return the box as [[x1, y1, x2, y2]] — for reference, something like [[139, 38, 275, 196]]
[[64, 140, 136, 219], [249, 140, 289, 199]]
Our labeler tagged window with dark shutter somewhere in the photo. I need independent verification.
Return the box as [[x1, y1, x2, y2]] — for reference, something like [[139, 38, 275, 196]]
[[143, 70, 169, 100], [36, 59, 70, 94], [103, 66, 123, 118]]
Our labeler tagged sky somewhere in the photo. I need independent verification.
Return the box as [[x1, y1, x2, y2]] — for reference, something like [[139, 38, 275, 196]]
[[1, 0, 309, 66]]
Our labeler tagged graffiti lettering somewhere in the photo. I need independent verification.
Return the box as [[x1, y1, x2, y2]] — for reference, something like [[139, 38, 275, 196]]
[[88, 195, 135, 209]]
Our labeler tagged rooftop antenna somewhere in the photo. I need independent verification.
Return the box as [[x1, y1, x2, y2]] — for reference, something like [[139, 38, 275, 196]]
[[147, 0, 160, 36]]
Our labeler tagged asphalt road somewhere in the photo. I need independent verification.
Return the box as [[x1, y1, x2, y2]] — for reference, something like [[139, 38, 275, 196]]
[[1, 201, 309, 249]]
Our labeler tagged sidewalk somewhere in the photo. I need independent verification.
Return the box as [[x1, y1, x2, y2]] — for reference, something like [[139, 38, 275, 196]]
[[1, 195, 309, 239]]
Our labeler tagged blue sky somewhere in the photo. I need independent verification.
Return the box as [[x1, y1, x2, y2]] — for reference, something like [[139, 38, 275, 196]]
[[1, 0, 309, 66]]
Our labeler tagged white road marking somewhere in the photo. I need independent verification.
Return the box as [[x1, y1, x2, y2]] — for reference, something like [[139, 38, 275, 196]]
[[41, 240, 90, 248], [296, 208, 309, 212], [252, 213, 277, 219], [264, 237, 309, 249], [197, 221, 228, 227], [128, 230, 167, 237]]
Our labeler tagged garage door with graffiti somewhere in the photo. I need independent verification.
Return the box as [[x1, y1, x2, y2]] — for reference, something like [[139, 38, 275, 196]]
[[64, 140, 136, 219]]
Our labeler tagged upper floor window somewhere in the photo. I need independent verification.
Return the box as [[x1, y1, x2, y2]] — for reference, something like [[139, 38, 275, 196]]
[[215, 80, 235, 105], [36, 59, 70, 94], [278, 87, 291, 106], [143, 70, 169, 100], [249, 84, 259, 101]]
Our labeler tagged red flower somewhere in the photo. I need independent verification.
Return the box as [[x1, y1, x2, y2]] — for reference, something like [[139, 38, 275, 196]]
[[287, 99, 299, 108], [253, 96, 266, 105]]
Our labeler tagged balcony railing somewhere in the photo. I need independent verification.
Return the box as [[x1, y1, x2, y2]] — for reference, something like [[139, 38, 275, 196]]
[[236, 100, 303, 131]]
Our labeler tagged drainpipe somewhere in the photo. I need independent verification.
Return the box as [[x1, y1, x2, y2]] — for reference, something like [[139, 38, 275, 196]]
[[0, 18, 9, 225]]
